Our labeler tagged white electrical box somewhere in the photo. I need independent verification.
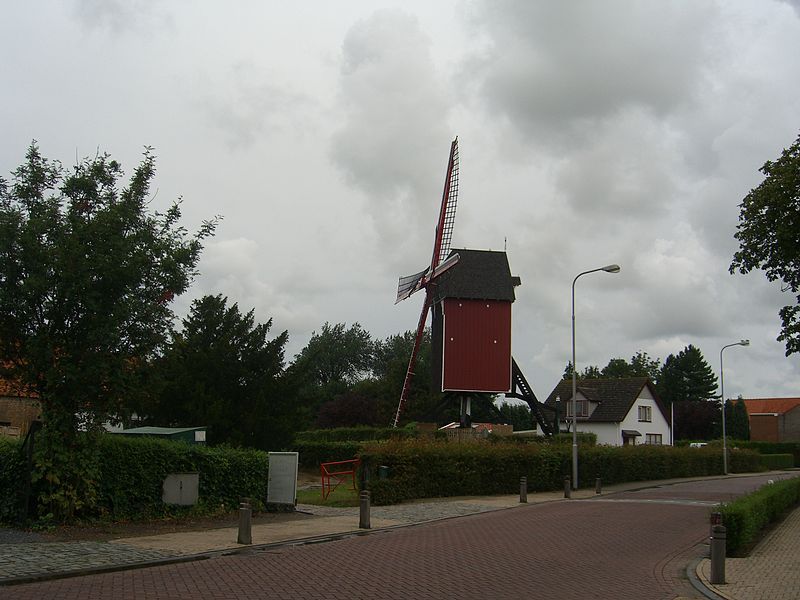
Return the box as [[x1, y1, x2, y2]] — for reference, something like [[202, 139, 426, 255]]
[[267, 452, 299, 506]]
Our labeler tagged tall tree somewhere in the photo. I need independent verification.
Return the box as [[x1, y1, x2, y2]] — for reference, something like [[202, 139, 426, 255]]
[[0, 143, 216, 518], [657, 345, 717, 405], [289, 322, 374, 425], [144, 295, 294, 449], [731, 132, 800, 355]]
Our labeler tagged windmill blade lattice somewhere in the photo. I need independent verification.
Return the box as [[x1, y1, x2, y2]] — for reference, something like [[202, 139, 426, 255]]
[[393, 137, 460, 427]]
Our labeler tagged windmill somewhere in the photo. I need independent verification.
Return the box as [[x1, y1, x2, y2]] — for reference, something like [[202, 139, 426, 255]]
[[393, 138, 556, 435]]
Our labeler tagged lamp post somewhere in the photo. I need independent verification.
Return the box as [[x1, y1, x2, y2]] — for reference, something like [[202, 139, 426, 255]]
[[571, 264, 620, 490], [720, 339, 749, 475]]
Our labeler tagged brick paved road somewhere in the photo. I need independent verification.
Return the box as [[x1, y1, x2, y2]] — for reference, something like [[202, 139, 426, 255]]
[[2, 474, 788, 600]]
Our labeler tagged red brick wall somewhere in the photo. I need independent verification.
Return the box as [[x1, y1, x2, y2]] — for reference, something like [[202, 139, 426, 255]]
[[749, 414, 779, 442]]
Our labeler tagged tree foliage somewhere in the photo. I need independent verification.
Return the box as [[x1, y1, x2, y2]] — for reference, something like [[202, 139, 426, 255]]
[[0, 143, 216, 518], [143, 295, 296, 449], [657, 345, 717, 406], [563, 351, 660, 381], [731, 132, 800, 355]]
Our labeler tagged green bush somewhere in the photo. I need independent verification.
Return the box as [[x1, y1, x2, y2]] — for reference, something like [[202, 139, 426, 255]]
[[358, 439, 765, 505], [293, 440, 363, 468], [0, 438, 24, 523], [295, 426, 416, 443], [719, 477, 800, 556], [734, 441, 800, 466], [95, 435, 269, 520], [760, 454, 794, 470]]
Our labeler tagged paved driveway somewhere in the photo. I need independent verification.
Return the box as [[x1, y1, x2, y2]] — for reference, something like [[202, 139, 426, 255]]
[[2, 474, 790, 600]]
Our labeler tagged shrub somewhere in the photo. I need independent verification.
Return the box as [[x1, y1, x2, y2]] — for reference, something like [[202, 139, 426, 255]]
[[293, 441, 363, 468], [719, 477, 800, 556], [734, 441, 800, 466], [0, 438, 24, 523], [295, 427, 416, 443], [358, 439, 765, 505], [760, 454, 794, 470]]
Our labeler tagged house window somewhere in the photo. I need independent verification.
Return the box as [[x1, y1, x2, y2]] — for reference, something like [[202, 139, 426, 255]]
[[566, 399, 588, 417], [645, 434, 662, 445], [637, 405, 652, 422]]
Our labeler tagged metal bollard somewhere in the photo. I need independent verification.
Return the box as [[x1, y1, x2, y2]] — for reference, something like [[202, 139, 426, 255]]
[[237, 500, 252, 545], [519, 477, 528, 503], [710, 524, 726, 584], [595, 477, 602, 494], [564, 475, 571, 499], [359, 490, 371, 529]]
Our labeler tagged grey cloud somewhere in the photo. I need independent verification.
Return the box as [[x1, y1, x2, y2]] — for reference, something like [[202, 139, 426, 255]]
[[465, 0, 718, 141], [204, 63, 315, 150], [330, 9, 452, 263], [72, 0, 171, 34]]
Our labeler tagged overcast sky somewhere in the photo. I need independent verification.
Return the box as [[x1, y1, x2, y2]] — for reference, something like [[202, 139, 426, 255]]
[[3, 1, 799, 403]]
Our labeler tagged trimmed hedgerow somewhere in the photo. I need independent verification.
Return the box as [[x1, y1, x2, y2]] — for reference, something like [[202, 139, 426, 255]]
[[0, 437, 24, 523], [293, 441, 364, 468], [295, 426, 416, 443], [358, 439, 765, 505], [719, 476, 800, 556], [760, 453, 795, 470], [734, 441, 800, 467], [95, 435, 269, 520], [0, 434, 271, 523]]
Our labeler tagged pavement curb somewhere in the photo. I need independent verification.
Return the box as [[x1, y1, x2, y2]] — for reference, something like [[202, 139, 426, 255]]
[[686, 556, 729, 600]]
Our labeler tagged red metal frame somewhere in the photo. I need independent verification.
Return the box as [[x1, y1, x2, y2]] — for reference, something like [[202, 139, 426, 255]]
[[320, 458, 360, 500]]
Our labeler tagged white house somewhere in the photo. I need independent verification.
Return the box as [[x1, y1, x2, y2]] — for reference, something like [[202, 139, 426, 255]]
[[538, 377, 671, 446]]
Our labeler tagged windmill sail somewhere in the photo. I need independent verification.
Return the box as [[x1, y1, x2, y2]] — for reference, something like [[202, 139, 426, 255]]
[[392, 137, 460, 427]]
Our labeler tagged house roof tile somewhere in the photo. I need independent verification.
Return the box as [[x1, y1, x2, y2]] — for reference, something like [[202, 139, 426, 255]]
[[741, 398, 800, 415], [543, 377, 669, 423]]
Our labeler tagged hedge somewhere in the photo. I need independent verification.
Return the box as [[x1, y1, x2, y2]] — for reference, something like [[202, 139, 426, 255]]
[[0, 434, 271, 523], [358, 439, 765, 505], [295, 426, 416, 443], [734, 441, 800, 467], [760, 454, 794, 470], [0, 438, 24, 522], [719, 476, 800, 556], [293, 441, 363, 468]]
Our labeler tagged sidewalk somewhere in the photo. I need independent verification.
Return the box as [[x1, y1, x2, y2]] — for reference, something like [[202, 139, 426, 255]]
[[1, 473, 798, 598], [696, 504, 800, 600]]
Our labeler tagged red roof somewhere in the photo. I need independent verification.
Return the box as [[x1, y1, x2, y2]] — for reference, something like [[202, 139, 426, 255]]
[[742, 398, 800, 415]]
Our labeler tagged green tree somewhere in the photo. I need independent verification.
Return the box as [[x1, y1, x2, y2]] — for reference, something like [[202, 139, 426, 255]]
[[144, 295, 295, 449], [498, 401, 533, 431], [726, 397, 751, 441], [0, 143, 216, 518], [564, 351, 660, 381], [731, 132, 800, 355], [657, 345, 717, 406], [289, 322, 375, 425]]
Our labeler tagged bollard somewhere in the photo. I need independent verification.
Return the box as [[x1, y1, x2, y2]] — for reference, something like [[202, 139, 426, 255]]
[[595, 477, 602, 494], [710, 524, 726, 584], [359, 490, 371, 529], [564, 475, 571, 499], [519, 477, 528, 503], [237, 500, 252, 545]]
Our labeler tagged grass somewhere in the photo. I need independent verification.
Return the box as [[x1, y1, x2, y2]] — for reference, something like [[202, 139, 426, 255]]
[[296, 484, 360, 507]]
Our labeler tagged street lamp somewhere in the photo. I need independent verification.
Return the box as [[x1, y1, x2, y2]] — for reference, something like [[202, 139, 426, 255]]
[[720, 339, 749, 475], [571, 263, 620, 490]]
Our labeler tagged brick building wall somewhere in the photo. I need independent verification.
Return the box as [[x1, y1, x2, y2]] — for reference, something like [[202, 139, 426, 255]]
[[782, 406, 800, 441], [0, 397, 42, 437]]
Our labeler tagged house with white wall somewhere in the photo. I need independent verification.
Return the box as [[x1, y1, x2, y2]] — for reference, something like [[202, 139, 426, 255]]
[[538, 377, 671, 446]]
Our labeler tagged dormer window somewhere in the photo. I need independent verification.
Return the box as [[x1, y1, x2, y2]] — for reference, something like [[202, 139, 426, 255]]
[[566, 398, 588, 417]]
